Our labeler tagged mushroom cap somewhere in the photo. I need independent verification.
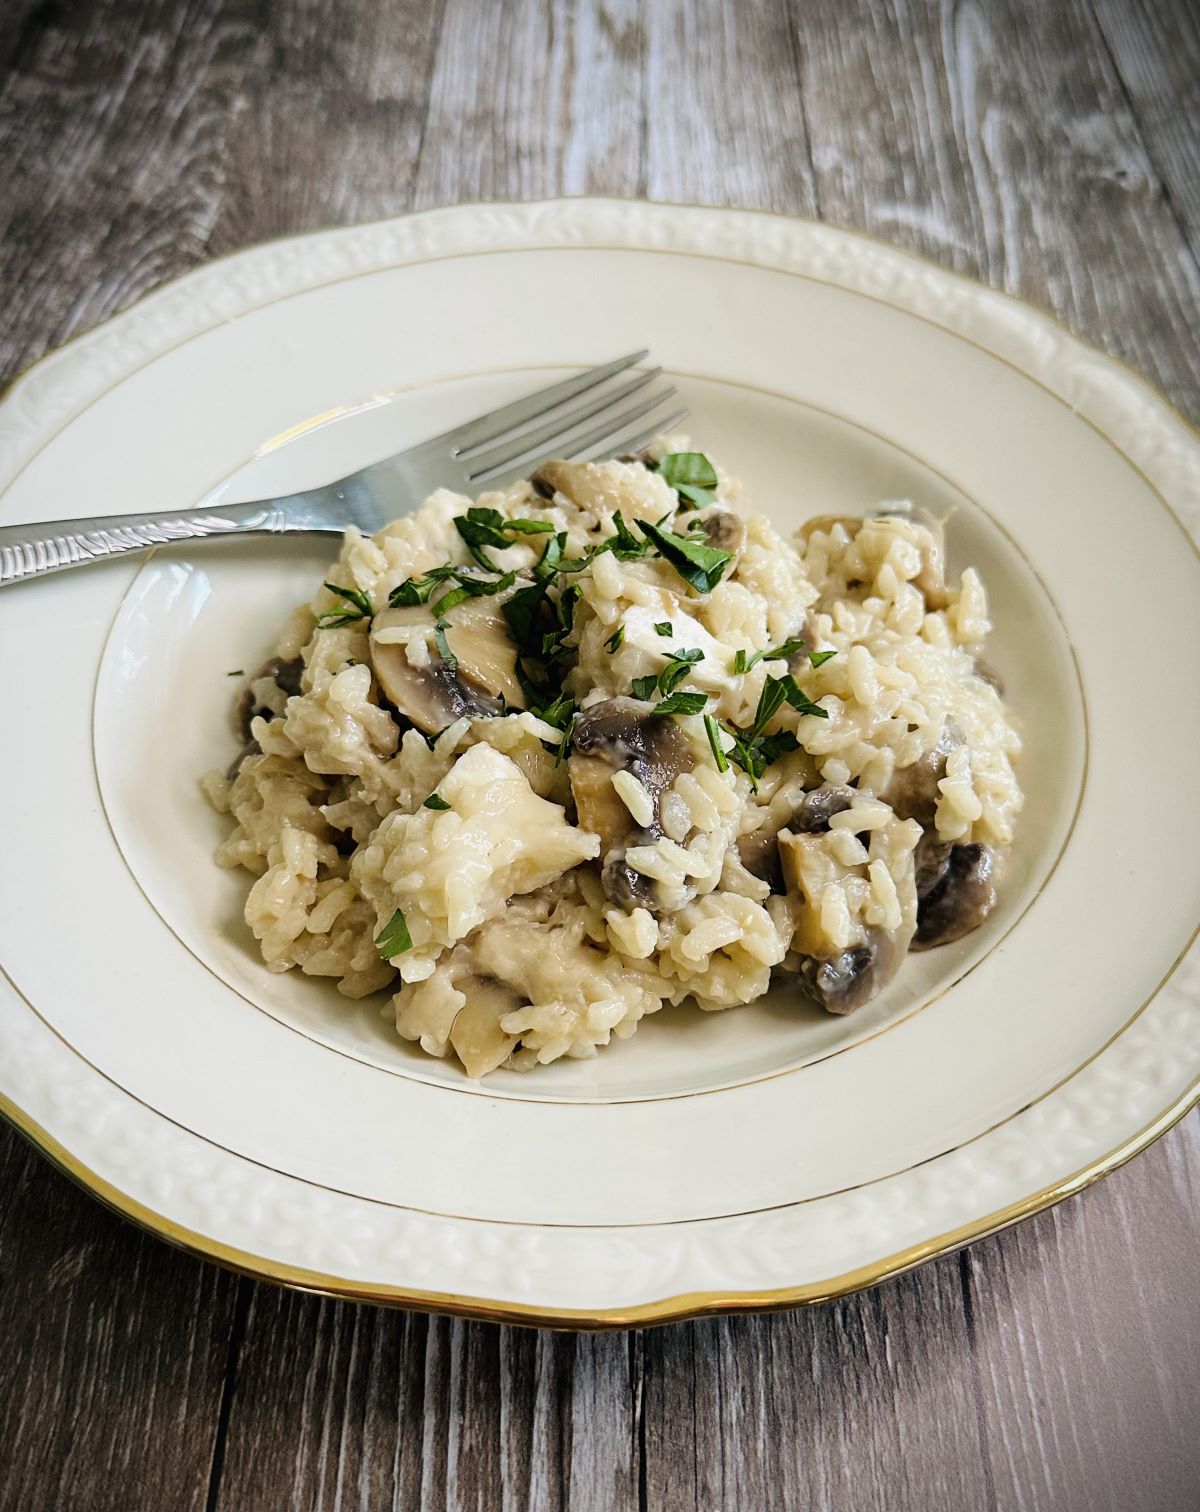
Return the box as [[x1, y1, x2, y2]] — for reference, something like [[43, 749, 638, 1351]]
[[370, 599, 525, 735]]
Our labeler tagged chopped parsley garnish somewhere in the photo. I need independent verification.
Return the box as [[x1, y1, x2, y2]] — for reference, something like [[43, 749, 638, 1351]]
[[375, 908, 413, 960], [656, 648, 704, 698], [652, 690, 708, 718], [388, 566, 457, 607], [316, 582, 373, 628], [423, 793, 452, 811], [704, 713, 729, 771], [720, 674, 826, 790], [650, 451, 719, 509], [604, 624, 625, 653], [809, 649, 836, 667], [433, 619, 457, 669], [530, 691, 576, 763], [453, 507, 555, 570], [636, 518, 732, 594], [731, 637, 806, 675], [501, 582, 550, 652], [227, 669, 244, 677], [654, 621, 673, 637], [608, 510, 649, 559], [630, 648, 706, 706], [430, 569, 516, 618]]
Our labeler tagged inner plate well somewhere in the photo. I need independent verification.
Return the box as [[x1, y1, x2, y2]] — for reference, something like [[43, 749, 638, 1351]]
[[95, 370, 1084, 1103]]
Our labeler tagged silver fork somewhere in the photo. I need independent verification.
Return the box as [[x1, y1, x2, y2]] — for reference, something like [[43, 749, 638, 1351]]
[[0, 351, 687, 587]]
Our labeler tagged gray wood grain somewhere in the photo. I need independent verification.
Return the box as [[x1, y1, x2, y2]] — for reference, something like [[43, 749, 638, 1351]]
[[1, 1, 1199, 1509], [0, 1125, 238, 1512], [1092, 0, 1200, 258]]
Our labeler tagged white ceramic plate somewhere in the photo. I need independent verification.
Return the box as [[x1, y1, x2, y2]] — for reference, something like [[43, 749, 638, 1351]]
[[2, 201, 1198, 1325]]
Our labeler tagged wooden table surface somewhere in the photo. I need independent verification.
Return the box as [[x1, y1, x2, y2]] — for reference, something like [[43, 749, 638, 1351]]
[[2, 2, 1198, 1508]]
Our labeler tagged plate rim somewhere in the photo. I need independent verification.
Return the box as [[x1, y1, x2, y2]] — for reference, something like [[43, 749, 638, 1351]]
[[2, 196, 1198, 1324]]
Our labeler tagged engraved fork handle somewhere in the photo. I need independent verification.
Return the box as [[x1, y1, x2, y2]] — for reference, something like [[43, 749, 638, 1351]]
[[0, 500, 311, 587]]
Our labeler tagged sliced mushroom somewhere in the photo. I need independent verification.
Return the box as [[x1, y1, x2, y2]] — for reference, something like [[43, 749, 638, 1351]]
[[778, 828, 913, 1014], [370, 600, 525, 736], [796, 928, 907, 1015], [530, 458, 617, 513], [736, 783, 856, 887], [569, 696, 694, 912], [883, 722, 959, 830], [235, 655, 304, 742], [913, 843, 996, 949], [974, 658, 1004, 695], [448, 976, 522, 1078], [695, 509, 745, 557]]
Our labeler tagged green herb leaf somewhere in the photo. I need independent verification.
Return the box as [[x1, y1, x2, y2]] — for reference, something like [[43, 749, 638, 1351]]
[[808, 649, 836, 667], [654, 451, 719, 509], [501, 582, 550, 652], [604, 624, 625, 654], [737, 637, 806, 674], [704, 713, 728, 772], [631, 674, 659, 701], [423, 794, 452, 811], [732, 649, 748, 675], [654, 621, 673, 637], [375, 908, 413, 960], [433, 619, 458, 669], [652, 691, 709, 718], [227, 669, 244, 677], [499, 516, 555, 535], [636, 518, 732, 594], [756, 730, 801, 763], [656, 647, 704, 698], [453, 515, 506, 570], [556, 583, 582, 634], [316, 581, 373, 627], [430, 569, 516, 618], [388, 566, 456, 607], [777, 674, 828, 719], [608, 510, 649, 559], [748, 678, 789, 741], [534, 532, 568, 580], [532, 692, 575, 730]]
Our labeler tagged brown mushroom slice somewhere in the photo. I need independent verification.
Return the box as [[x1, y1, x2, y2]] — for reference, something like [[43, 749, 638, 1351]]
[[370, 601, 526, 736], [736, 783, 857, 888], [777, 829, 912, 1014], [235, 655, 304, 742], [913, 843, 997, 950], [569, 696, 695, 912], [448, 976, 522, 1078], [883, 722, 959, 830], [530, 458, 618, 512], [694, 509, 745, 557], [796, 929, 907, 1015]]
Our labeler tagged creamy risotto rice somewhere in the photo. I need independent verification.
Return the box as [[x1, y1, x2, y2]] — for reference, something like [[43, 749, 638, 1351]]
[[205, 442, 1022, 1077]]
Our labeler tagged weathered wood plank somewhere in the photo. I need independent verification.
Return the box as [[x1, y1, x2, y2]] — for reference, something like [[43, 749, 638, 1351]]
[[642, 0, 817, 214], [792, 0, 1200, 423], [211, 0, 443, 251], [412, 0, 645, 207], [1092, 0, 1200, 258], [0, 1123, 239, 1512], [211, 1290, 639, 1511], [0, 0, 264, 388], [965, 1131, 1200, 1512], [642, 1260, 994, 1512]]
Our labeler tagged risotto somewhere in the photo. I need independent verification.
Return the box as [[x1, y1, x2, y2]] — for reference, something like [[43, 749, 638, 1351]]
[[205, 443, 1022, 1077]]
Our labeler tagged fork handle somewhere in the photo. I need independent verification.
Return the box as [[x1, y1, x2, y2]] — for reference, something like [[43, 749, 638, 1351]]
[[0, 500, 302, 587]]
